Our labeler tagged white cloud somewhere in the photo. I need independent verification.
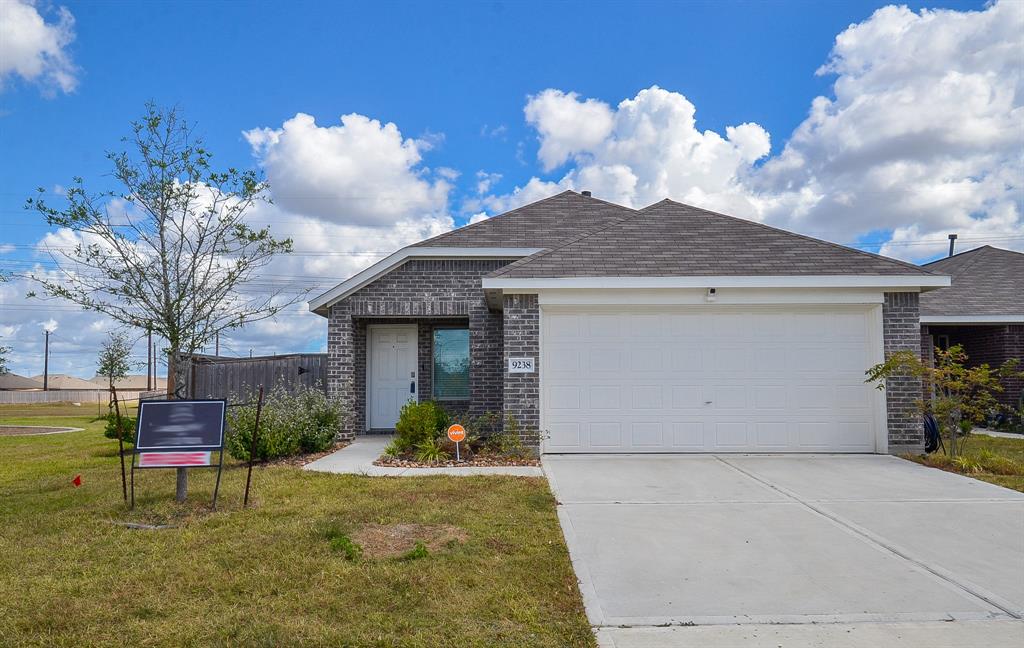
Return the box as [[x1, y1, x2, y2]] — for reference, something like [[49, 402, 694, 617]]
[[494, 1, 1023, 261], [525, 89, 615, 171], [475, 170, 502, 195], [0, 0, 78, 95], [244, 112, 451, 227]]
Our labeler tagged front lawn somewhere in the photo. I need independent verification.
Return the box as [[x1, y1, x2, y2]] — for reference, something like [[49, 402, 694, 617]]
[[0, 409, 592, 647], [903, 432, 1024, 493]]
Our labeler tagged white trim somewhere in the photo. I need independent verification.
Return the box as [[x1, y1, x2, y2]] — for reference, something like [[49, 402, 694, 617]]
[[483, 275, 950, 291], [920, 315, 1024, 324], [536, 287, 887, 306], [309, 247, 544, 314]]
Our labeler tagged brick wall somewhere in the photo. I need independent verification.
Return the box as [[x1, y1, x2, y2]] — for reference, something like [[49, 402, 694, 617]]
[[502, 294, 540, 451], [883, 292, 924, 453], [926, 324, 1024, 410], [327, 259, 511, 434]]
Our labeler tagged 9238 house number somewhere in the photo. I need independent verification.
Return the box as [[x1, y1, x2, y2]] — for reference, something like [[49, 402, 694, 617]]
[[508, 357, 535, 373]]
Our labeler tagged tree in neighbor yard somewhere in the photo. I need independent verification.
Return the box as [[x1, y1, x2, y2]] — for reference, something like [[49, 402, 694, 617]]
[[865, 344, 1021, 457], [26, 104, 300, 501], [0, 343, 9, 375], [96, 330, 138, 393]]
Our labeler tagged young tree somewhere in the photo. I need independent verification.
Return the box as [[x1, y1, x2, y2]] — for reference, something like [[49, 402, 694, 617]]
[[97, 330, 137, 391], [866, 344, 1021, 456], [26, 104, 300, 501]]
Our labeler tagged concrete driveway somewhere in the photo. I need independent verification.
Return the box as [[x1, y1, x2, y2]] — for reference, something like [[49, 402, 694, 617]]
[[544, 454, 1024, 646]]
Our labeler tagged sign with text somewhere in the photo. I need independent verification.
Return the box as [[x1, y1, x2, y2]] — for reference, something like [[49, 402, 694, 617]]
[[446, 424, 466, 443], [508, 357, 536, 373], [135, 400, 227, 451]]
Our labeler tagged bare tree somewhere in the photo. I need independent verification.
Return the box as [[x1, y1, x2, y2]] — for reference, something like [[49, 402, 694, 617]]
[[26, 103, 300, 397]]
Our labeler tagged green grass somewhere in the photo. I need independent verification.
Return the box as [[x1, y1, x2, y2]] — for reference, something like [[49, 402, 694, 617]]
[[904, 432, 1024, 492], [0, 408, 592, 647]]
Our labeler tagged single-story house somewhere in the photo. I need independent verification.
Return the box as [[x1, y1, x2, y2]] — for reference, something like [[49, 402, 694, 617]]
[[88, 375, 168, 391], [30, 374, 103, 390], [310, 191, 950, 455], [0, 372, 44, 391], [920, 246, 1024, 411]]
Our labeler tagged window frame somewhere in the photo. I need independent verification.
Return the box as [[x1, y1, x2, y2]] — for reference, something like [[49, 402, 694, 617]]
[[431, 325, 470, 401]]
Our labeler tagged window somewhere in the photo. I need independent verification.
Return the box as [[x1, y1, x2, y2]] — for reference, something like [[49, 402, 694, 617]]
[[433, 328, 469, 400], [936, 334, 951, 351]]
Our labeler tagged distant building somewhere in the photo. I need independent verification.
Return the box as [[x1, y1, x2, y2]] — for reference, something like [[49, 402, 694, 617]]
[[0, 373, 44, 391], [89, 375, 167, 391], [31, 374, 105, 390]]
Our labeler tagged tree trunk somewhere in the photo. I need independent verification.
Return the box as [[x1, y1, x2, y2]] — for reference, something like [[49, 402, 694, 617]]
[[167, 347, 189, 502]]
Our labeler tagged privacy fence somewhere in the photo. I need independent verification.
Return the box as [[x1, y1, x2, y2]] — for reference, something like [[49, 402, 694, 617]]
[[182, 353, 327, 401], [0, 389, 158, 405]]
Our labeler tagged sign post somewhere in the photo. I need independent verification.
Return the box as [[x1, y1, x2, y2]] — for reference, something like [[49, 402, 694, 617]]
[[129, 399, 227, 510], [447, 424, 466, 462], [243, 386, 265, 508]]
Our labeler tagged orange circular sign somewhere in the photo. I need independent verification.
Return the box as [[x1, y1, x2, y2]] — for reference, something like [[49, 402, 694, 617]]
[[447, 424, 466, 443]]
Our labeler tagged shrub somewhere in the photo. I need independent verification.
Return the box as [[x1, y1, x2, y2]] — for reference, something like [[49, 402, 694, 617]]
[[393, 400, 449, 453], [103, 412, 136, 445], [226, 384, 346, 461]]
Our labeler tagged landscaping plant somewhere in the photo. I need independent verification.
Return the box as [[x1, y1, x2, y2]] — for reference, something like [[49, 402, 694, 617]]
[[226, 384, 345, 461], [866, 344, 1022, 457]]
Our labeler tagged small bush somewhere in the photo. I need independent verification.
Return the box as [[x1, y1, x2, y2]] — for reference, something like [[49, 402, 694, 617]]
[[415, 437, 449, 463], [103, 412, 136, 445], [226, 384, 346, 461], [393, 400, 449, 453], [400, 541, 430, 561]]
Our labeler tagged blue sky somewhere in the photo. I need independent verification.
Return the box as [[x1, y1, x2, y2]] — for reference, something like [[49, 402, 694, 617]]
[[0, 0, 1020, 377]]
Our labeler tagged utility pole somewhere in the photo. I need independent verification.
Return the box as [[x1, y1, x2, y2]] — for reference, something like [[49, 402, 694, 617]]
[[147, 323, 153, 391], [42, 329, 50, 391], [215, 331, 219, 356]]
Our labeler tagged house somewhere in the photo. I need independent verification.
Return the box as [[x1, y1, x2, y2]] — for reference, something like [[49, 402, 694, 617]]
[[920, 246, 1024, 411], [310, 191, 949, 454], [0, 373, 44, 390], [30, 374, 103, 390], [88, 375, 167, 391]]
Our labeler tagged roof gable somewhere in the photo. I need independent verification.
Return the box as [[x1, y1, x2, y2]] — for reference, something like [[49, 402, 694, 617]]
[[491, 199, 937, 278], [920, 246, 1024, 317]]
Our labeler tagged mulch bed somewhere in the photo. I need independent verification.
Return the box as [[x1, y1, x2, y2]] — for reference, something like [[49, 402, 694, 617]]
[[374, 455, 540, 468], [261, 441, 351, 468], [351, 523, 469, 559]]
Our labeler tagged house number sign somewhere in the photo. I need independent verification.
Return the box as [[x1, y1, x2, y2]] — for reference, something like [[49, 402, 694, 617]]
[[508, 357, 536, 373]]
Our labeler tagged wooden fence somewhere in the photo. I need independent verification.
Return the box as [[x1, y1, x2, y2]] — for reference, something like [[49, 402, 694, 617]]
[[0, 389, 157, 405], [183, 353, 327, 401]]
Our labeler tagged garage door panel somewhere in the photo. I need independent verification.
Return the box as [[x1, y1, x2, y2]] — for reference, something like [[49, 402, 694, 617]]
[[542, 307, 879, 453]]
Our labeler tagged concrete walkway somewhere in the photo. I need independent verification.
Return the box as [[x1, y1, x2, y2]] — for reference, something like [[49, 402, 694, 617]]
[[545, 453, 1024, 647], [974, 428, 1024, 440], [303, 434, 543, 477]]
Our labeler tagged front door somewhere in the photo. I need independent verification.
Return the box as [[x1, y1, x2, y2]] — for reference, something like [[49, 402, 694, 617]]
[[368, 325, 418, 430]]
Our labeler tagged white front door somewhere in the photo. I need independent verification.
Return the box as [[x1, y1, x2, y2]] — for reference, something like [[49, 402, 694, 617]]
[[368, 325, 418, 430], [542, 305, 883, 453]]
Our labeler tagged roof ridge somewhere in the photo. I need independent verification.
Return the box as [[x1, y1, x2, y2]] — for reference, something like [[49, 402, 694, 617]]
[[412, 190, 577, 247], [642, 199, 937, 276], [488, 200, 640, 278]]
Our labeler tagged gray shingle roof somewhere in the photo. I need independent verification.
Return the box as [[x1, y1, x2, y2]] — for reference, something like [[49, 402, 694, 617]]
[[412, 190, 634, 248], [919, 246, 1024, 316], [490, 198, 936, 278]]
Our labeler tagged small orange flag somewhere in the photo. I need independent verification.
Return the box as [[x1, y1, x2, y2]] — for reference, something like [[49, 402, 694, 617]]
[[72, 474, 82, 487]]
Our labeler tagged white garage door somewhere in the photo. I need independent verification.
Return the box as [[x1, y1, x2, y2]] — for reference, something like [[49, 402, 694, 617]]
[[542, 305, 882, 453]]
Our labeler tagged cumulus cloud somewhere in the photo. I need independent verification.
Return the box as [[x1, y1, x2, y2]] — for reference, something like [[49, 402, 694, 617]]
[[494, 1, 1022, 261], [0, 0, 78, 94], [244, 112, 451, 227]]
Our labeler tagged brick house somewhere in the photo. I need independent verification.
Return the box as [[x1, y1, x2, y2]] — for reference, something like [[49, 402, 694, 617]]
[[919, 246, 1024, 412], [310, 191, 949, 454]]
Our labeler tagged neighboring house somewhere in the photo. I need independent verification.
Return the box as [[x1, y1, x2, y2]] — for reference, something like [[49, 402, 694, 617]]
[[88, 375, 168, 391], [31, 374, 103, 390], [0, 373, 44, 390], [310, 191, 949, 455], [920, 246, 1024, 411]]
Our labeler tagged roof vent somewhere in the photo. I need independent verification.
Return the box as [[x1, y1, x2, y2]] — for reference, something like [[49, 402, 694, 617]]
[[581, 190, 592, 197], [948, 233, 958, 257]]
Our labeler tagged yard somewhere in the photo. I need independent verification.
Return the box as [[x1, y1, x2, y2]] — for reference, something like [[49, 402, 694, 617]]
[[903, 431, 1024, 493], [0, 404, 592, 647]]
